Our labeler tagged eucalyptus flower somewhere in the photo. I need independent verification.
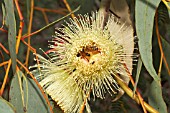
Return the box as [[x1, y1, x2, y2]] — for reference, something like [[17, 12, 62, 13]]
[[31, 11, 134, 113]]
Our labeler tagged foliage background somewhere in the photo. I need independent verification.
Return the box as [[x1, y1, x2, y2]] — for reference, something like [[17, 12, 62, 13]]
[[0, 0, 170, 113]]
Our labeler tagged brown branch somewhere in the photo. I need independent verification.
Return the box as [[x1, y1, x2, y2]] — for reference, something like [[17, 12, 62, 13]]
[[63, 0, 76, 21], [34, 7, 67, 15], [14, 0, 24, 54], [113, 74, 158, 113], [123, 64, 147, 113], [25, 0, 34, 69], [0, 28, 8, 33], [155, 10, 170, 76], [0, 43, 9, 54], [0, 59, 11, 95]]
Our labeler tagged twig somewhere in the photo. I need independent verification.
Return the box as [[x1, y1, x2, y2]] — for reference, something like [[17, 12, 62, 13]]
[[21, 6, 80, 40], [21, 39, 40, 70], [41, 11, 49, 24], [63, 0, 76, 21], [34, 7, 67, 15], [158, 54, 163, 77], [0, 28, 8, 33], [25, 0, 34, 68], [0, 61, 9, 67], [155, 10, 170, 76], [0, 51, 8, 72], [0, 43, 9, 54], [79, 89, 91, 113], [113, 74, 158, 113], [0, 59, 11, 95], [162, 0, 170, 10], [123, 64, 147, 113], [14, 0, 24, 54]]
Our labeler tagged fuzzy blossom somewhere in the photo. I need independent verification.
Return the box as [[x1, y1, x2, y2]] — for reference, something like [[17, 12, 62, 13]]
[[31, 11, 134, 113]]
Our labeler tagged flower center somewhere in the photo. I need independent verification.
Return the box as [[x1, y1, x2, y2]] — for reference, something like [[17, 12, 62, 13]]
[[66, 38, 114, 76], [76, 45, 101, 64], [71, 42, 111, 76]]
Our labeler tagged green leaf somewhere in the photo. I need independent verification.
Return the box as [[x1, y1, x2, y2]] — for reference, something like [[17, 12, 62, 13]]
[[1, 3, 7, 26], [135, 0, 161, 81], [0, 97, 16, 113], [133, 57, 142, 95], [9, 71, 26, 113], [148, 81, 167, 113], [4, 0, 17, 74], [9, 71, 51, 113], [23, 78, 51, 113]]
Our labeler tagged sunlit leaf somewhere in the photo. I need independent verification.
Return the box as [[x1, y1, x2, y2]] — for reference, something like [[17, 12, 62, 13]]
[[135, 0, 161, 81]]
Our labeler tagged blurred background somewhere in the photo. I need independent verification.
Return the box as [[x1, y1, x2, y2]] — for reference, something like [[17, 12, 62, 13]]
[[0, 0, 170, 113]]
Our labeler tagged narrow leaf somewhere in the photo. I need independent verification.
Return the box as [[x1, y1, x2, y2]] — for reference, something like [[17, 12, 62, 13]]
[[1, 3, 7, 26], [4, 0, 17, 74], [133, 57, 142, 95], [135, 0, 161, 81]]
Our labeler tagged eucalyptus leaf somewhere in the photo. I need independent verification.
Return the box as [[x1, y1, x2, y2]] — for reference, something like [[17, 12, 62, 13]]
[[148, 81, 167, 113], [9, 70, 51, 113], [135, 0, 161, 81], [0, 97, 16, 113], [133, 57, 142, 95], [23, 78, 51, 113], [1, 3, 7, 26], [9, 71, 26, 113], [4, 0, 17, 74]]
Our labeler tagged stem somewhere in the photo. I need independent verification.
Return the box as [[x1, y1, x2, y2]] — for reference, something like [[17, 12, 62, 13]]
[[124, 64, 147, 113], [21, 6, 80, 40], [155, 10, 170, 76], [113, 74, 159, 113], [63, 0, 76, 21], [0, 59, 11, 95], [25, 0, 34, 68], [14, 0, 24, 54]]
